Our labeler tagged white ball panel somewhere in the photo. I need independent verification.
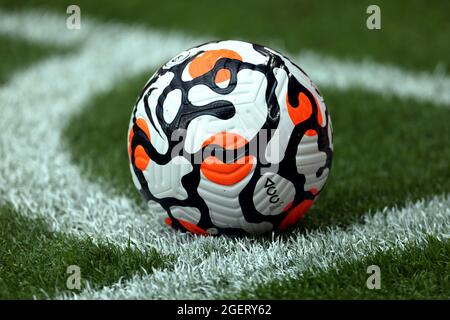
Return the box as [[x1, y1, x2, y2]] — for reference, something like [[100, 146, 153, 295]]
[[328, 114, 334, 151], [198, 164, 254, 228], [265, 67, 294, 164], [162, 88, 182, 124], [171, 206, 202, 225], [134, 72, 175, 155], [185, 69, 268, 154], [142, 156, 192, 200], [296, 134, 328, 192], [130, 162, 141, 191], [304, 168, 329, 192], [253, 173, 295, 216]]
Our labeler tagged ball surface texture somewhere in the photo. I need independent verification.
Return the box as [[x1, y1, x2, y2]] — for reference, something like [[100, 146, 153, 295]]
[[128, 40, 333, 235]]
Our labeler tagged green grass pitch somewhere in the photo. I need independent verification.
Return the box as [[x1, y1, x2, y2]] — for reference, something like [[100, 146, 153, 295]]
[[0, 0, 449, 299]]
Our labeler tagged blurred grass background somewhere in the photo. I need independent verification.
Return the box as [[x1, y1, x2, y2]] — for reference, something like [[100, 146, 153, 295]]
[[2, 0, 450, 72]]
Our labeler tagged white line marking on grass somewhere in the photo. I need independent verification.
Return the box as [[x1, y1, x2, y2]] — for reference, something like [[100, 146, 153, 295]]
[[0, 9, 448, 299], [62, 195, 450, 299], [1, 8, 450, 106], [297, 51, 450, 107], [0, 8, 89, 46]]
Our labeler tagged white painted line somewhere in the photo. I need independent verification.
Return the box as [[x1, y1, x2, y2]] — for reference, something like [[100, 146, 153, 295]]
[[65, 195, 450, 299], [297, 51, 450, 106], [0, 8, 89, 46], [1, 8, 449, 106]]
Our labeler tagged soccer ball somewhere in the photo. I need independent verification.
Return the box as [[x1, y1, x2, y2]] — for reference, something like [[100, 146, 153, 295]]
[[127, 40, 333, 235]]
